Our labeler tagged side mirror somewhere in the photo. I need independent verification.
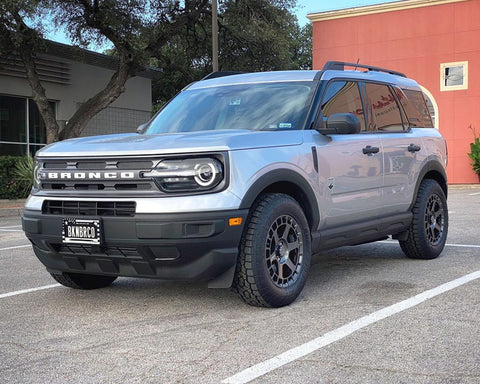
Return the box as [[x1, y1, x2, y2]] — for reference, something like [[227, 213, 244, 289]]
[[319, 113, 361, 135], [136, 122, 148, 134]]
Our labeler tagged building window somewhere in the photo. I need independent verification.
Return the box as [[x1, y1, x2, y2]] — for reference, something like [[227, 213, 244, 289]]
[[440, 61, 468, 91], [0, 95, 55, 156]]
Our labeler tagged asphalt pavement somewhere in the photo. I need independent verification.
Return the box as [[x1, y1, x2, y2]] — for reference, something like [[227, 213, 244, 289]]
[[0, 186, 479, 383]]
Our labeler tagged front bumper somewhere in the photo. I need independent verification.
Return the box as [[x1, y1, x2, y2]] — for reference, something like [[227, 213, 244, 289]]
[[22, 208, 248, 287]]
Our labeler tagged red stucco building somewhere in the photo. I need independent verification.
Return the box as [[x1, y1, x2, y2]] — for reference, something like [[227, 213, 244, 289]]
[[308, 0, 480, 183]]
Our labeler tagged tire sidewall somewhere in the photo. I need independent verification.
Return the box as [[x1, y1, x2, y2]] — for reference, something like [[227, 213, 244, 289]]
[[249, 194, 311, 307], [414, 180, 448, 258]]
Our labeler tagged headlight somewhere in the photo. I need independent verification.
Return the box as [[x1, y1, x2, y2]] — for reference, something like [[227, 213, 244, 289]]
[[33, 158, 41, 191], [142, 158, 223, 192]]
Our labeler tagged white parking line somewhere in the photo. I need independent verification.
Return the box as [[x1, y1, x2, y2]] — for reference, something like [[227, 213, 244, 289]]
[[0, 284, 61, 299], [0, 229, 24, 232], [378, 240, 480, 248], [468, 192, 480, 196], [222, 270, 480, 384], [0, 244, 31, 251], [0, 225, 22, 229]]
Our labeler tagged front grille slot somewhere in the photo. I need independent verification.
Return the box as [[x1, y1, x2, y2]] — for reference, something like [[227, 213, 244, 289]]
[[42, 200, 136, 217], [53, 244, 142, 259]]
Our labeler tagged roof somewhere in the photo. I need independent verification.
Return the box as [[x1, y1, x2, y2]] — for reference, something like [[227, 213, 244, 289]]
[[186, 66, 420, 91], [187, 70, 322, 89], [320, 70, 420, 90], [307, 0, 469, 22]]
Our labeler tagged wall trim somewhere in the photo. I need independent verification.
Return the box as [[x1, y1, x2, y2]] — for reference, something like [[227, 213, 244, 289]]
[[307, 0, 470, 22]]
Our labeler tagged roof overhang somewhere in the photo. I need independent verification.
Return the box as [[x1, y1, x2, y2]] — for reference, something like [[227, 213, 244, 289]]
[[307, 0, 470, 22]]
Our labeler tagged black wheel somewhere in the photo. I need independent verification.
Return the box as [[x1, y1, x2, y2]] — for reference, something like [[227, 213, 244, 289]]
[[50, 272, 117, 289], [233, 193, 311, 307], [400, 179, 448, 259]]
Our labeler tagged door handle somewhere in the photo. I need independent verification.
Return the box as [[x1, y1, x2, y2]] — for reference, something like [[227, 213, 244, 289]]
[[363, 145, 380, 155], [408, 144, 421, 152]]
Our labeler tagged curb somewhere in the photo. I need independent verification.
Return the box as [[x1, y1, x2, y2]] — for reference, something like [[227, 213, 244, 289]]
[[0, 200, 26, 218]]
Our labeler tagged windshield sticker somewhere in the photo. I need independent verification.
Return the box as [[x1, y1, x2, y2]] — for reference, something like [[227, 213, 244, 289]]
[[229, 98, 241, 106], [279, 122, 293, 129]]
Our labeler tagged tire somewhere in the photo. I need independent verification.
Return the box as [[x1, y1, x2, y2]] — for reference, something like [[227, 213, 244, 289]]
[[50, 272, 117, 289], [400, 179, 448, 259], [233, 193, 311, 307]]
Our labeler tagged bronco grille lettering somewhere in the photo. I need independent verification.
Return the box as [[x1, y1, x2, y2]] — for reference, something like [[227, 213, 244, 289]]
[[41, 171, 136, 180]]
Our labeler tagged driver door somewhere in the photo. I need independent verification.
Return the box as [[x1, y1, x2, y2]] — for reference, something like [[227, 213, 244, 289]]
[[315, 80, 384, 228]]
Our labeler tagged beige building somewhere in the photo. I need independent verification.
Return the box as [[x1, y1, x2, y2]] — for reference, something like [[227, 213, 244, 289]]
[[0, 40, 154, 156]]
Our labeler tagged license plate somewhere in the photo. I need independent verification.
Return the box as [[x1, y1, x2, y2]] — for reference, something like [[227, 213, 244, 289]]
[[62, 218, 102, 245]]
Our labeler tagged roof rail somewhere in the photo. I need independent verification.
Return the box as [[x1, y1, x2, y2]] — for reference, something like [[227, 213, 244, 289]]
[[323, 61, 406, 78], [202, 71, 243, 80]]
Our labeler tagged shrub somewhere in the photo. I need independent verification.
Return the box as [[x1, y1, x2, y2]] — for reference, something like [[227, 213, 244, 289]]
[[468, 125, 480, 175], [0, 156, 34, 199]]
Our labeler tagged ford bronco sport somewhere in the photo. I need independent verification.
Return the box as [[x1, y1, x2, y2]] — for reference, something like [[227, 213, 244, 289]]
[[22, 61, 448, 307]]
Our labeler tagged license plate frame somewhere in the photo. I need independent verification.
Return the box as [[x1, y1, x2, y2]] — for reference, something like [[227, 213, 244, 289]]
[[62, 218, 102, 245]]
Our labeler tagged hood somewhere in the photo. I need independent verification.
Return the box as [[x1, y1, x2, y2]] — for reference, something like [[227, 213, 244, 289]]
[[36, 130, 304, 157]]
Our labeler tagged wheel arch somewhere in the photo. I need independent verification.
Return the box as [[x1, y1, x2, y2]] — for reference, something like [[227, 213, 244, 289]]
[[410, 160, 448, 210], [239, 169, 320, 231]]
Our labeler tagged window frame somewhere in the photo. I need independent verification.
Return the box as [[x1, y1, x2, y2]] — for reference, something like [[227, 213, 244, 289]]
[[440, 61, 468, 92], [0, 94, 55, 156]]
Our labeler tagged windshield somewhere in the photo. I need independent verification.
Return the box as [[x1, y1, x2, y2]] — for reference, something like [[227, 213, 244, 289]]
[[144, 82, 316, 134]]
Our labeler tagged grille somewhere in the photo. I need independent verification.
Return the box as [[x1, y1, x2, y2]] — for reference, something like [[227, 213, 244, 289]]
[[39, 157, 157, 196], [42, 200, 136, 217]]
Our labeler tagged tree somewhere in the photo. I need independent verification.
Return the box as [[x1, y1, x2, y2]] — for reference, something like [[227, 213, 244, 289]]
[[152, 0, 313, 107], [0, 0, 210, 143]]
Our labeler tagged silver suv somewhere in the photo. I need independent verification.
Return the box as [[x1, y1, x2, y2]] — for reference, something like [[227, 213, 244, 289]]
[[22, 62, 448, 307]]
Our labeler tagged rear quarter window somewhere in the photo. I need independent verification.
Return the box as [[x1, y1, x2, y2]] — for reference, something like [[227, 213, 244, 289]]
[[398, 89, 434, 128]]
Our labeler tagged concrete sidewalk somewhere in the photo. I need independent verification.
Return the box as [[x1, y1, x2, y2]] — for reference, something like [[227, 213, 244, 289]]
[[0, 199, 25, 218]]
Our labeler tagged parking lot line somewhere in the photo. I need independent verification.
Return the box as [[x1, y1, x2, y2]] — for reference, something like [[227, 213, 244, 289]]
[[0, 284, 61, 300], [222, 270, 480, 384], [468, 191, 480, 196], [0, 244, 31, 251], [378, 240, 480, 248]]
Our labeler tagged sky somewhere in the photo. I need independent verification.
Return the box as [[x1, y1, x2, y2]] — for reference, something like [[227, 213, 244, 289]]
[[295, 0, 392, 25]]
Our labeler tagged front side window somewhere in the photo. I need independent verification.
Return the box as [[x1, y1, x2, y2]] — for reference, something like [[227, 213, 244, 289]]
[[145, 82, 316, 134], [321, 81, 366, 131], [366, 83, 405, 132]]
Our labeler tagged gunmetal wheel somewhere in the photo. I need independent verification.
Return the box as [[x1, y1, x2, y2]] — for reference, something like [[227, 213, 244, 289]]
[[400, 179, 448, 259], [266, 214, 304, 288], [233, 193, 311, 307], [424, 193, 446, 246]]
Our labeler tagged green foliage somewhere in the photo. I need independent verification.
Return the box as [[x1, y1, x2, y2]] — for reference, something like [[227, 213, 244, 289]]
[[0, 156, 33, 199], [468, 136, 480, 175], [152, 0, 313, 104], [13, 156, 34, 197]]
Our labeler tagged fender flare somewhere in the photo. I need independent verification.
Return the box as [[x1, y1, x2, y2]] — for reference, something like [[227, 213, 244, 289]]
[[410, 160, 448, 210], [239, 169, 320, 230]]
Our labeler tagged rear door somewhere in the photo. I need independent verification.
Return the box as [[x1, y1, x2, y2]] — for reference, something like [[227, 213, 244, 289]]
[[364, 83, 426, 214]]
